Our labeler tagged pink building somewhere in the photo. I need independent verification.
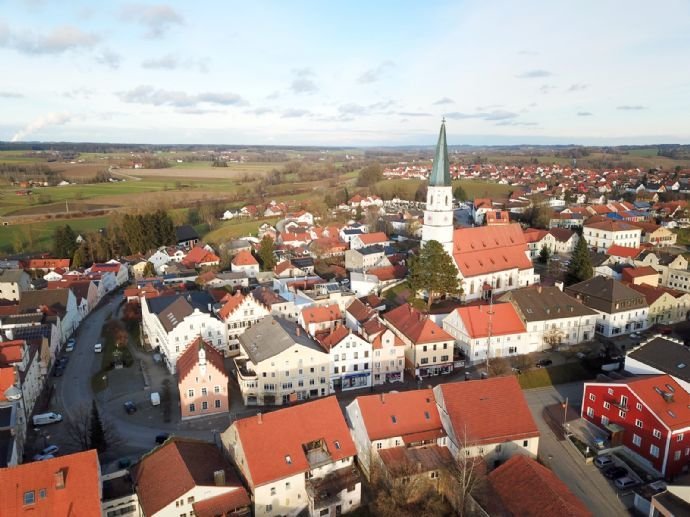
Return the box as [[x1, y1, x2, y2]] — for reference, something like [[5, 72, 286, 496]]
[[177, 337, 229, 420]]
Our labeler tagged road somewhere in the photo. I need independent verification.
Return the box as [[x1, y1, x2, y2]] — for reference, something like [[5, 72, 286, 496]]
[[524, 383, 629, 516]]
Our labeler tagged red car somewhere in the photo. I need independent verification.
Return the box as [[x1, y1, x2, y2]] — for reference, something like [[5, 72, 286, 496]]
[[658, 325, 672, 335]]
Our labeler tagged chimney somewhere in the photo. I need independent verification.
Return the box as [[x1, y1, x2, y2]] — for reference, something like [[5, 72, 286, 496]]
[[296, 326, 301, 336], [213, 469, 226, 486], [380, 393, 385, 404], [54, 469, 65, 490], [555, 281, 564, 292], [257, 412, 263, 424]]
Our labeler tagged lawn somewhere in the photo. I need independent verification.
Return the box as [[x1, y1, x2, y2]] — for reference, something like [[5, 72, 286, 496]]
[[371, 178, 514, 201], [0, 216, 110, 253], [517, 363, 592, 389], [203, 217, 279, 244]]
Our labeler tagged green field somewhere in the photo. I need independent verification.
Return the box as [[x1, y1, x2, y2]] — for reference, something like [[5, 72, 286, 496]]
[[0, 216, 111, 253], [203, 217, 279, 244], [372, 178, 513, 200]]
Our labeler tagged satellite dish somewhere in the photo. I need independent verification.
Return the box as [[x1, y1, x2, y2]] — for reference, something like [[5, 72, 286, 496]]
[[4, 385, 22, 401]]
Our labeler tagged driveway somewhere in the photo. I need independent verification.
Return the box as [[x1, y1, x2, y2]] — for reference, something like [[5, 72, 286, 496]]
[[524, 383, 629, 516]]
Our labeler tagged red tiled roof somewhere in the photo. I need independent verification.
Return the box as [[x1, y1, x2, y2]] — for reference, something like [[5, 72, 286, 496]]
[[454, 303, 526, 338], [0, 340, 24, 364], [616, 375, 690, 430], [182, 247, 220, 268], [523, 228, 549, 243], [0, 450, 101, 515], [489, 455, 592, 517], [233, 397, 356, 487], [346, 299, 375, 324], [452, 224, 532, 277], [605, 244, 644, 259], [384, 303, 454, 344], [371, 330, 404, 350], [176, 337, 227, 383], [300, 304, 342, 325], [192, 489, 251, 517], [435, 377, 539, 446], [368, 265, 406, 282], [315, 324, 351, 351], [584, 219, 639, 232], [622, 266, 658, 280], [218, 291, 246, 320], [354, 389, 443, 441], [90, 262, 121, 272], [27, 258, 70, 269], [357, 232, 389, 245], [0, 367, 16, 402], [231, 250, 258, 267]]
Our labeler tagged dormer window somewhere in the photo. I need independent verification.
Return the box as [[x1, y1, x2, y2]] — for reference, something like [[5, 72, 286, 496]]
[[334, 440, 341, 450], [391, 415, 397, 424], [285, 455, 292, 464]]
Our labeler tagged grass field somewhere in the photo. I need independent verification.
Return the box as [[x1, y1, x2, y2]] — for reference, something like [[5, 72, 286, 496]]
[[372, 178, 513, 200], [132, 162, 277, 178], [204, 217, 279, 244], [517, 363, 591, 389], [0, 215, 111, 253]]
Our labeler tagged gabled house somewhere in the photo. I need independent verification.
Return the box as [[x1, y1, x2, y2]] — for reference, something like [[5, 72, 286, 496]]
[[89, 260, 129, 287], [18, 289, 79, 344], [583, 219, 642, 252], [215, 291, 270, 355], [350, 232, 391, 251], [182, 246, 220, 269], [625, 335, 690, 393], [222, 397, 361, 517], [231, 250, 260, 278], [316, 325, 372, 391], [298, 304, 343, 337], [177, 338, 229, 420], [0, 269, 31, 302], [175, 225, 200, 249]]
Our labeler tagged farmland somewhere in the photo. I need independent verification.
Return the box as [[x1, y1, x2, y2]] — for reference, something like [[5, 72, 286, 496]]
[[372, 178, 514, 200]]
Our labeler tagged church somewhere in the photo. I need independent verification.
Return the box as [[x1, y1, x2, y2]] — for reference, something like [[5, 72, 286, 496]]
[[421, 121, 538, 301]]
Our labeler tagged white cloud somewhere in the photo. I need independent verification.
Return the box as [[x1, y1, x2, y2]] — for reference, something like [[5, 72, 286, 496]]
[[120, 3, 184, 38], [11, 112, 71, 141]]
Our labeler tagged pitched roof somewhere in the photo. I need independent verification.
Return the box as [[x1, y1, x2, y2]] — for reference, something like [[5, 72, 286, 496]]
[[238, 316, 324, 364], [584, 219, 640, 232], [489, 455, 592, 517], [621, 265, 658, 280], [315, 324, 351, 351], [26, 258, 70, 269], [452, 224, 532, 277], [0, 450, 101, 515], [217, 291, 246, 320], [383, 303, 453, 344], [192, 489, 251, 517], [498, 286, 597, 322], [232, 396, 356, 487], [434, 377, 539, 446], [18, 289, 70, 317], [346, 298, 376, 324], [182, 246, 220, 267], [300, 304, 342, 325], [378, 444, 453, 476], [0, 269, 27, 284], [231, 250, 258, 267], [628, 337, 690, 384], [565, 277, 648, 314], [175, 225, 200, 242], [133, 438, 247, 516], [606, 244, 644, 259], [251, 286, 287, 306], [548, 227, 576, 242], [523, 228, 549, 243], [453, 303, 526, 338], [428, 121, 451, 187], [356, 232, 389, 246], [176, 337, 227, 383], [0, 340, 24, 365]]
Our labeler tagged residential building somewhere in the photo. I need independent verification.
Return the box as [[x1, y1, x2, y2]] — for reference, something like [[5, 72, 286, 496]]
[[350, 231, 391, 251], [625, 336, 690, 393], [629, 221, 677, 247], [175, 225, 200, 248], [234, 316, 330, 406], [316, 325, 372, 391], [181, 246, 220, 269], [25, 258, 70, 272], [583, 219, 642, 252], [344, 245, 390, 272], [18, 288, 79, 344], [0, 269, 30, 301], [251, 286, 298, 321], [582, 375, 690, 479], [101, 469, 141, 517], [499, 285, 598, 351], [216, 291, 270, 355], [0, 450, 102, 515], [485, 209, 511, 225], [566, 277, 649, 337], [622, 265, 659, 286], [433, 377, 540, 463], [442, 303, 527, 364], [635, 252, 690, 293], [524, 229, 556, 259], [141, 292, 227, 373], [231, 250, 260, 278], [370, 327, 405, 385], [298, 304, 343, 337], [383, 303, 455, 377], [222, 397, 361, 517], [132, 438, 250, 517], [89, 260, 129, 287], [177, 337, 229, 420], [628, 284, 690, 326], [549, 227, 579, 254]]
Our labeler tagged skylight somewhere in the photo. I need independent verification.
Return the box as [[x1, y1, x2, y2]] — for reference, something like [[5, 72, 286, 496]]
[[665, 384, 676, 393], [424, 411, 430, 420], [391, 415, 397, 424], [285, 455, 292, 464], [334, 440, 341, 450], [678, 363, 687, 369]]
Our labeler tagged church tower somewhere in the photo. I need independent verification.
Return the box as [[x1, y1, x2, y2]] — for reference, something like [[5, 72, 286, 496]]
[[422, 120, 454, 255]]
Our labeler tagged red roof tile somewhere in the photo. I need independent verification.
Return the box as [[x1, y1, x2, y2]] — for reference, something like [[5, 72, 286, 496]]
[[27, 258, 70, 269], [218, 291, 246, 320], [615, 375, 690, 429], [606, 244, 644, 259], [176, 337, 227, 383], [452, 224, 532, 277], [315, 325, 351, 351], [192, 489, 251, 517], [454, 303, 526, 338], [383, 303, 453, 344], [435, 377, 539, 445], [231, 250, 258, 267], [300, 304, 342, 325], [232, 397, 356, 487], [0, 450, 101, 515], [357, 232, 389, 245]]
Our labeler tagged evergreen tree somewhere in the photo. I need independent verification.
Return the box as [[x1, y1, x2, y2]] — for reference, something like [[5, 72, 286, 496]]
[[409, 240, 459, 310], [72, 245, 86, 269], [538, 244, 550, 264], [566, 235, 593, 285], [89, 400, 107, 452], [257, 235, 276, 271], [453, 184, 468, 201]]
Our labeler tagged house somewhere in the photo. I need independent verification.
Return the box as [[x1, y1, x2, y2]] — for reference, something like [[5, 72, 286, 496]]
[[350, 232, 391, 251], [141, 292, 228, 373], [433, 377, 540, 463], [298, 304, 343, 337], [523, 229, 556, 259], [222, 397, 361, 517], [485, 209, 511, 225], [25, 258, 70, 272], [175, 225, 200, 248], [566, 277, 649, 337], [231, 250, 260, 278], [625, 335, 690, 393], [344, 245, 391, 273], [233, 316, 330, 406], [147, 248, 174, 274], [18, 289, 79, 344], [442, 302, 527, 364], [182, 246, 220, 269], [605, 244, 644, 265], [274, 260, 308, 279], [316, 325, 372, 391], [622, 265, 659, 285], [89, 260, 129, 287], [627, 284, 690, 326], [370, 327, 405, 385], [0, 269, 31, 302], [583, 219, 642, 252], [635, 251, 690, 293], [216, 290, 270, 355], [132, 438, 250, 517], [548, 227, 579, 254], [629, 221, 677, 247], [481, 455, 592, 517], [0, 450, 102, 515], [251, 286, 298, 322], [582, 374, 690, 479], [345, 389, 446, 480], [383, 303, 455, 377], [498, 285, 598, 351], [101, 469, 141, 517], [177, 338, 229, 420]]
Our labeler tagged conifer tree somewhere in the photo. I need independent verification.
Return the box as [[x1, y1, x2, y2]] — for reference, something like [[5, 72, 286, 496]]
[[566, 235, 593, 285], [409, 240, 459, 310]]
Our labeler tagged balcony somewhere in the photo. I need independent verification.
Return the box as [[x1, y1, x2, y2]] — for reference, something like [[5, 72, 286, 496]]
[[306, 466, 361, 509], [233, 357, 257, 380], [303, 439, 333, 469]]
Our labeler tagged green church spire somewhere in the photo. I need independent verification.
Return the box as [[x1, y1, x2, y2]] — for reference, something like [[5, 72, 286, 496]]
[[429, 119, 451, 187]]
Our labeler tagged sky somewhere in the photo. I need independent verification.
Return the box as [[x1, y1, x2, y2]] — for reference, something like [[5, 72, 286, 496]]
[[1, 0, 689, 146]]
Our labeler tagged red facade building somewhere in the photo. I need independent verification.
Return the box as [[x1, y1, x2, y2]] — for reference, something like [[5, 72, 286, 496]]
[[582, 375, 690, 478]]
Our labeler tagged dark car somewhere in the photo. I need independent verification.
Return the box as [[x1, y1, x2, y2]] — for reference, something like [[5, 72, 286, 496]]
[[123, 401, 137, 414], [603, 465, 628, 479], [155, 433, 170, 444], [536, 359, 553, 368], [658, 325, 672, 335], [53, 366, 65, 377], [57, 357, 69, 367]]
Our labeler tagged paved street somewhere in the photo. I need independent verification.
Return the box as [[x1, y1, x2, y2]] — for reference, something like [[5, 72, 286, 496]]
[[524, 383, 630, 516]]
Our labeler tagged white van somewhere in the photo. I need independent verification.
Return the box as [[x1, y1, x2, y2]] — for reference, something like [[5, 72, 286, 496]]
[[150, 392, 161, 406], [94, 343, 103, 353], [32, 412, 63, 426]]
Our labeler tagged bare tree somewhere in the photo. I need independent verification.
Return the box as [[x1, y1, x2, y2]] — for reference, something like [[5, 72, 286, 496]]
[[64, 403, 121, 452], [488, 357, 511, 377]]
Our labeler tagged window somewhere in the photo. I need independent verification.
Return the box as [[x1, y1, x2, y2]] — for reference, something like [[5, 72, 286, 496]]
[[589, 393, 596, 402], [188, 496, 195, 503], [620, 395, 628, 407], [214, 386, 221, 394], [266, 504, 272, 512], [632, 434, 642, 447], [619, 409, 626, 419], [653, 429, 662, 439], [215, 399, 221, 408], [286, 481, 291, 489], [636, 403, 642, 411], [38, 489, 46, 499], [635, 419, 643, 428], [334, 440, 341, 449], [587, 407, 594, 418], [678, 434, 684, 442], [601, 416, 609, 426], [201, 388, 207, 396], [420, 357, 429, 364], [650, 444, 660, 458], [202, 401, 208, 410], [430, 471, 439, 479], [189, 403, 195, 412], [604, 402, 611, 410], [376, 442, 382, 449], [270, 487, 276, 496], [23, 491, 35, 505], [523, 440, 529, 447], [188, 389, 194, 398], [674, 451, 682, 461]]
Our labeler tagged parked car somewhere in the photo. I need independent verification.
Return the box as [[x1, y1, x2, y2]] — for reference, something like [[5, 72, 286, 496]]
[[57, 357, 69, 367], [33, 454, 55, 461], [94, 343, 103, 353], [536, 359, 553, 368], [594, 455, 614, 468], [155, 433, 170, 444], [53, 366, 65, 377], [658, 326, 672, 335], [123, 401, 137, 414], [603, 465, 628, 479], [40, 445, 59, 456], [150, 392, 161, 406], [65, 339, 75, 352], [32, 412, 63, 426], [614, 476, 639, 490]]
